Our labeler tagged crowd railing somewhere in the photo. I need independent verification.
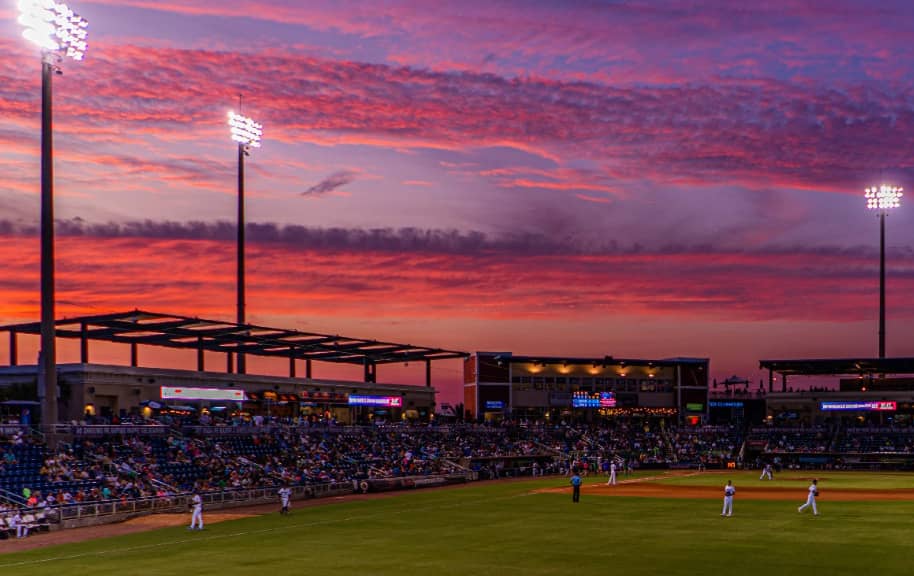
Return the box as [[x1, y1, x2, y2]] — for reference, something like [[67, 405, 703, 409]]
[[35, 482, 354, 526]]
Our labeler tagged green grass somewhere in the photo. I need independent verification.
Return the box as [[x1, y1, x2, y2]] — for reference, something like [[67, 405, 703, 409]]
[[656, 470, 914, 489], [3, 476, 914, 576]]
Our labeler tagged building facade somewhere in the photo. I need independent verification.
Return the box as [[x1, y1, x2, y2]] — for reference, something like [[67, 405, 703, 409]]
[[464, 352, 709, 421], [0, 363, 436, 424]]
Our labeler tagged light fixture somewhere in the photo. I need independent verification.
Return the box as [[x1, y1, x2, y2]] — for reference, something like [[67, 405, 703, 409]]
[[19, 0, 89, 60], [865, 185, 903, 211], [229, 111, 263, 149]]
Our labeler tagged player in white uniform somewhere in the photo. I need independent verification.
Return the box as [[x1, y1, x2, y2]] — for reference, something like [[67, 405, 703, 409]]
[[721, 480, 735, 516], [279, 486, 292, 515], [189, 493, 204, 530], [607, 461, 617, 486], [798, 479, 818, 515], [759, 463, 773, 480], [11, 510, 28, 538]]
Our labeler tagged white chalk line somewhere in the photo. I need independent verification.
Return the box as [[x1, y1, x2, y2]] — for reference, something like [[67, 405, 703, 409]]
[[581, 470, 704, 488], [0, 491, 532, 569]]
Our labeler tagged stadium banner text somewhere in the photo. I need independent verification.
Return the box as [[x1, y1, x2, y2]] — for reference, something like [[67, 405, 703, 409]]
[[161, 386, 247, 401], [348, 395, 403, 407], [819, 401, 897, 411]]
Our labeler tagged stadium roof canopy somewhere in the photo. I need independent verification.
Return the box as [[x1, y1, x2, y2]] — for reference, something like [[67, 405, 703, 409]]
[[759, 358, 914, 377], [494, 354, 706, 368], [0, 310, 468, 366]]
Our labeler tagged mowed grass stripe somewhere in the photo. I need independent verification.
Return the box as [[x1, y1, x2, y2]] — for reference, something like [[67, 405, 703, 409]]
[[3, 477, 914, 576]]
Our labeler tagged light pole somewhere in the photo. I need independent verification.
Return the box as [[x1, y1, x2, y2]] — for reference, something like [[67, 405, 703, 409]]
[[18, 0, 89, 426], [227, 109, 262, 374], [865, 184, 903, 358]]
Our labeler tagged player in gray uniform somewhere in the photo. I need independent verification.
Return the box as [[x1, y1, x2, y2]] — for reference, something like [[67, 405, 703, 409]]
[[279, 486, 292, 514], [189, 492, 204, 530], [721, 480, 735, 517], [759, 463, 773, 480], [798, 479, 818, 515]]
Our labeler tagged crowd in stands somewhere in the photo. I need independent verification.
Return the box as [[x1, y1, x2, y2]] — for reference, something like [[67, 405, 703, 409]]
[[748, 427, 833, 453], [668, 425, 742, 466], [5, 417, 914, 533], [834, 427, 914, 454], [0, 419, 745, 510]]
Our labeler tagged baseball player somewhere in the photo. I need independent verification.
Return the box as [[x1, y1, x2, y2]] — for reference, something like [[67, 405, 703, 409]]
[[798, 479, 818, 515], [279, 486, 292, 515], [11, 510, 27, 538], [759, 463, 773, 481], [189, 492, 204, 530], [721, 480, 735, 517], [607, 461, 617, 486]]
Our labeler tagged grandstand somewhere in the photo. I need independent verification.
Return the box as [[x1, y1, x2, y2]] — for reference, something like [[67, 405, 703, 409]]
[[4, 341, 914, 539]]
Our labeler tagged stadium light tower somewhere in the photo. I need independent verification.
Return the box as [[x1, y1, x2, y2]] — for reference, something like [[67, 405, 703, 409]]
[[18, 0, 89, 426], [228, 107, 262, 374], [865, 184, 903, 358]]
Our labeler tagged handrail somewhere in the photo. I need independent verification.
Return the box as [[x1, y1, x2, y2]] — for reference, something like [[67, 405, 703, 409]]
[[50, 424, 170, 436], [0, 486, 27, 507], [32, 482, 354, 524]]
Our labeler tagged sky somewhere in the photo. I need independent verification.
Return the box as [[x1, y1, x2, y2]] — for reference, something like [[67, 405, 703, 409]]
[[2, 0, 914, 403]]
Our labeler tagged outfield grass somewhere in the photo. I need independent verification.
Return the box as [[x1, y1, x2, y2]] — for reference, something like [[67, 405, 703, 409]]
[[656, 470, 914, 489], [2, 477, 913, 576]]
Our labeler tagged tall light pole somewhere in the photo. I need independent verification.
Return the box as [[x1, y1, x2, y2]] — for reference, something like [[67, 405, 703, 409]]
[[18, 0, 89, 426], [228, 108, 262, 374], [865, 184, 903, 358]]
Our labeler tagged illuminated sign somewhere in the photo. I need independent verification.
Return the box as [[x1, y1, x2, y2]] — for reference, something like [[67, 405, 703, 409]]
[[161, 387, 246, 402], [485, 401, 505, 410], [709, 401, 744, 408], [572, 391, 616, 408], [686, 403, 704, 412], [819, 401, 896, 412], [348, 395, 403, 407]]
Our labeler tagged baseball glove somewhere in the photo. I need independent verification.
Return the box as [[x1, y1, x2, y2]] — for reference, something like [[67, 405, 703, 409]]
[[813, 490, 819, 497]]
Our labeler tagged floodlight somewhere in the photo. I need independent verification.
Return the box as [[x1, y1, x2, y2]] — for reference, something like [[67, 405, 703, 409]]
[[865, 185, 903, 211], [864, 184, 904, 359], [228, 111, 263, 148], [17, 0, 89, 425], [228, 105, 264, 374], [18, 0, 89, 60]]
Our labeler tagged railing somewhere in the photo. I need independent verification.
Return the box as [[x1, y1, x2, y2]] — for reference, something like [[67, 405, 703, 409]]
[[42, 482, 354, 525], [151, 477, 178, 494], [438, 458, 470, 473], [532, 440, 569, 459], [52, 494, 186, 522], [0, 486, 26, 507], [51, 424, 170, 436]]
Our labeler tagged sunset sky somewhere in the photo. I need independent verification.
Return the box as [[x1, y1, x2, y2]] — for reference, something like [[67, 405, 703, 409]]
[[2, 1, 914, 403]]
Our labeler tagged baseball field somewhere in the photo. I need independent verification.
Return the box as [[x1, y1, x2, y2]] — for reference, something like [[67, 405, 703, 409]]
[[1, 470, 912, 576]]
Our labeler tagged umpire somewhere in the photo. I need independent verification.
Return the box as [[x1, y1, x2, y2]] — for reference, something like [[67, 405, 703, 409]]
[[571, 469, 582, 503]]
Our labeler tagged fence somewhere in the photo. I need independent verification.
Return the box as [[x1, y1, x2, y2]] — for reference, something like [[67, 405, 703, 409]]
[[40, 482, 354, 527]]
